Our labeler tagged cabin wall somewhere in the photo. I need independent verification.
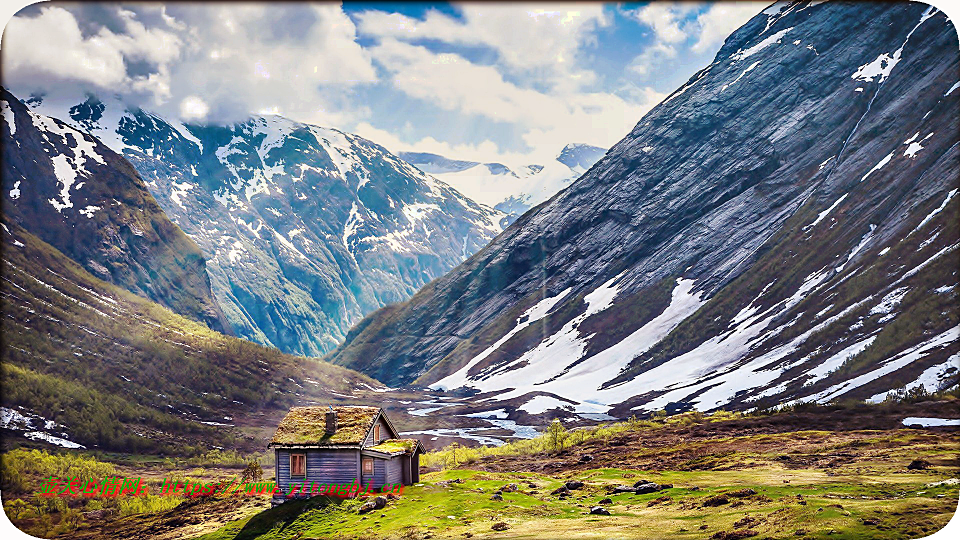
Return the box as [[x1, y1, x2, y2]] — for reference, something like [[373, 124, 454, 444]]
[[384, 456, 402, 486], [276, 449, 360, 495]]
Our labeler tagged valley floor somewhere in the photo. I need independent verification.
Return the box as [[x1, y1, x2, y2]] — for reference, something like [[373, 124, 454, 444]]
[[20, 401, 955, 540]]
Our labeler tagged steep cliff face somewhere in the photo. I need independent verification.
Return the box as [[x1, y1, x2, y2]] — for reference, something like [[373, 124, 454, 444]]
[[1, 88, 231, 334], [23, 97, 507, 356], [328, 1, 959, 415]]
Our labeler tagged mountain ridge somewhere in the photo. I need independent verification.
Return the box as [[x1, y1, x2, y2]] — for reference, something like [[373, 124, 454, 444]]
[[328, 1, 959, 416], [19, 95, 508, 356]]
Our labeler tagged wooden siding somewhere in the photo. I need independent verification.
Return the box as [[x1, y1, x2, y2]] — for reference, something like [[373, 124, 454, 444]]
[[363, 417, 395, 446], [385, 456, 402, 486], [276, 449, 360, 494]]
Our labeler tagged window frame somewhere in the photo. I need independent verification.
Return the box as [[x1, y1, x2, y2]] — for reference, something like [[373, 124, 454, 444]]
[[374, 424, 380, 443], [290, 453, 306, 477], [362, 457, 374, 475]]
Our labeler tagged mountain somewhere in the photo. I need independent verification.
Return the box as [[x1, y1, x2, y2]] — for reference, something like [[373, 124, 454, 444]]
[[0, 88, 231, 334], [1, 219, 384, 454], [22, 96, 507, 356], [328, 1, 959, 417], [399, 143, 606, 219]]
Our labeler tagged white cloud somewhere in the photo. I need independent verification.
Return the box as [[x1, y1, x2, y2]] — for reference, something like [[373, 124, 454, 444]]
[[3, 4, 377, 125], [179, 96, 210, 121], [690, 3, 767, 53], [625, 2, 701, 44], [628, 42, 679, 76], [368, 39, 664, 150], [355, 4, 609, 91], [2, 6, 180, 95]]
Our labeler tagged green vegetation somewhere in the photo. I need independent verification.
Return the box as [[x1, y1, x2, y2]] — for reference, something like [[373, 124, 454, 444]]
[[1, 223, 381, 455], [367, 439, 419, 454], [197, 459, 958, 540], [270, 406, 379, 446]]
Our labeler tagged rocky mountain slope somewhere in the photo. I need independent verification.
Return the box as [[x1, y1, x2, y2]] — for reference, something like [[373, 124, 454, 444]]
[[23, 96, 507, 356], [1, 88, 231, 334], [1, 219, 383, 454], [328, 1, 959, 417], [400, 143, 606, 219]]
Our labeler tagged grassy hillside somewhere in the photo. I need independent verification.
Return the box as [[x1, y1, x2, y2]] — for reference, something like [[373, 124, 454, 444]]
[[1, 220, 383, 455], [182, 402, 957, 540]]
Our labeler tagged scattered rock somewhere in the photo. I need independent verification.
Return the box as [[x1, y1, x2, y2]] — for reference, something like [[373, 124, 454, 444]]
[[565, 481, 584, 490], [598, 498, 613, 505], [527, 482, 538, 489], [660, 484, 673, 489], [733, 516, 761, 528], [579, 455, 593, 463], [490, 493, 503, 501], [358, 496, 388, 514], [711, 529, 758, 540], [702, 494, 730, 507], [699, 524, 709, 530], [551, 486, 572, 496], [907, 459, 931, 470], [727, 488, 757, 498], [491, 522, 510, 531], [648, 496, 672, 507], [634, 482, 660, 494], [590, 506, 611, 515], [500, 483, 518, 493], [611, 485, 638, 494]]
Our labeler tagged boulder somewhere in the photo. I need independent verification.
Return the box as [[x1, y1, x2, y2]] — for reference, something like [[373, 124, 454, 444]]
[[358, 496, 388, 514], [611, 485, 638, 494], [579, 455, 593, 463], [590, 506, 611, 515], [565, 481, 584, 490], [551, 486, 571, 496], [635, 482, 660, 494], [702, 494, 729, 507], [491, 522, 509, 531], [907, 459, 931, 470], [500, 483, 518, 493], [598, 498, 613, 505], [490, 493, 504, 501]]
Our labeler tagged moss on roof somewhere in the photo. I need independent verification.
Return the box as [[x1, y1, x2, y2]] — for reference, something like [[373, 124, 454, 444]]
[[366, 439, 421, 455], [270, 406, 379, 446]]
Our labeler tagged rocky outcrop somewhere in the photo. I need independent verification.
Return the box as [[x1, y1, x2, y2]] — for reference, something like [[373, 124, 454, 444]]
[[329, 2, 958, 414], [1, 88, 231, 333], [23, 96, 507, 356]]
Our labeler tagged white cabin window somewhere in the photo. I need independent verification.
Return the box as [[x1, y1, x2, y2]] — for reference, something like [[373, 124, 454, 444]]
[[290, 453, 306, 477], [362, 457, 373, 474]]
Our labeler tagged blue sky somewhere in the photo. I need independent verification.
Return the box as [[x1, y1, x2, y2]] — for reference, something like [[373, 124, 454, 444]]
[[2, 2, 769, 164]]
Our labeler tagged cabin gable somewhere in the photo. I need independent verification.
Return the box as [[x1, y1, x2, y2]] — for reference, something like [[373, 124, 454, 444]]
[[362, 413, 398, 447]]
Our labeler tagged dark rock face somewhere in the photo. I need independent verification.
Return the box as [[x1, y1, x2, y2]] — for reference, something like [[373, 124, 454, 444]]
[[23, 97, 507, 356], [329, 2, 959, 414], [0, 88, 231, 333], [589, 506, 611, 515]]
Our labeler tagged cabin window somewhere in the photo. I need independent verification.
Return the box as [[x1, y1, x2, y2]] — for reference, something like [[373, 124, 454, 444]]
[[374, 424, 380, 443], [362, 458, 373, 474], [290, 453, 306, 477]]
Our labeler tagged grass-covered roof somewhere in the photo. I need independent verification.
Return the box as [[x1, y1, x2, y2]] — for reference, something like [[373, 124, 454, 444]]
[[270, 406, 380, 447], [366, 439, 422, 455]]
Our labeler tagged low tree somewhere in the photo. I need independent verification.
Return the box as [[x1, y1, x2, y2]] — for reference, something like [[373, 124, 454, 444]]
[[547, 420, 568, 454]]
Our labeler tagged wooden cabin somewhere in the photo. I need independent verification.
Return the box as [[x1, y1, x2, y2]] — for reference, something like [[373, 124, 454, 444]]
[[268, 406, 423, 501]]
